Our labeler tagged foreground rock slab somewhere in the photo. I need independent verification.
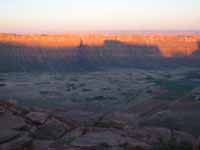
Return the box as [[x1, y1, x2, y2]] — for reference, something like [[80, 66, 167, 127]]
[[26, 112, 49, 125], [34, 118, 70, 140], [0, 129, 20, 144], [0, 132, 32, 150], [0, 111, 26, 130], [0, 101, 199, 150], [69, 128, 150, 150]]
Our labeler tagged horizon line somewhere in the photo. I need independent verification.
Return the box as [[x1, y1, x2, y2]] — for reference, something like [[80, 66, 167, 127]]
[[1, 29, 200, 35]]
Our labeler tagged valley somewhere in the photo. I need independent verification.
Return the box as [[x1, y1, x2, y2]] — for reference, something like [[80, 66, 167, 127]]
[[1, 33, 200, 149]]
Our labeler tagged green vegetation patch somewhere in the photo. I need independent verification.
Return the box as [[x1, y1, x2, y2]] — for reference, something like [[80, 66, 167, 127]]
[[153, 79, 199, 101]]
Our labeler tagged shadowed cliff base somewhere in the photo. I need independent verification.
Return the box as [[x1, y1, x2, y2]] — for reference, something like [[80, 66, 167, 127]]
[[0, 40, 200, 72], [192, 41, 200, 56], [1, 33, 200, 56]]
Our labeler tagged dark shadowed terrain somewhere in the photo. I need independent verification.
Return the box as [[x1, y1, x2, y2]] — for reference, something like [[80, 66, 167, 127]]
[[0, 39, 200, 72], [1, 38, 200, 150]]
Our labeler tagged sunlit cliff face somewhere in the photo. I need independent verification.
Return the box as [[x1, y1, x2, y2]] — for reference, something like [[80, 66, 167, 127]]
[[0, 33, 200, 57]]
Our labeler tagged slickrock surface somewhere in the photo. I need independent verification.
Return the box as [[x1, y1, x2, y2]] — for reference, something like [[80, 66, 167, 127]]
[[0, 101, 200, 150]]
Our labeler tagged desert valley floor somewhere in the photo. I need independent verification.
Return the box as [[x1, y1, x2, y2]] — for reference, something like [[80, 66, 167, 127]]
[[1, 68, 200, 150], [0, 67, 199, 108]]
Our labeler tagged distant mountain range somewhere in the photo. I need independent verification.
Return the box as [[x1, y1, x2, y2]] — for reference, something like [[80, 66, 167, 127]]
[[0, 33, 200, 72]]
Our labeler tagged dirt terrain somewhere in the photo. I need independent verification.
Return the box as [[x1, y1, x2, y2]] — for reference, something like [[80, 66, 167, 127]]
[[0, 67, 197, 107]]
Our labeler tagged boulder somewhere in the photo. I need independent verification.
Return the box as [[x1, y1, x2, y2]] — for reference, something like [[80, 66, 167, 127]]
[[34, 118, 69, 140], [97, 112, 139, 129], [26, 112, 49, 125], [61, 128, 85, 144]]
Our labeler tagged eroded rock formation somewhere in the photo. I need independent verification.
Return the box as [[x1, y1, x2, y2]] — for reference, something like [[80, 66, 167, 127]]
[[0, 100, 200, 150]]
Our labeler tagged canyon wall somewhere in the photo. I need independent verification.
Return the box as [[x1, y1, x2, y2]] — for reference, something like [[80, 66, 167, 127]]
[[0, 33, 200, 72], [1, 33, 200, 57]]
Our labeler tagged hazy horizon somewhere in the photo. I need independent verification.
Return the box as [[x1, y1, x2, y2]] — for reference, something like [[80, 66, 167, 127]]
[[1, 30, 200, 35], [0, 0, 200, 34]]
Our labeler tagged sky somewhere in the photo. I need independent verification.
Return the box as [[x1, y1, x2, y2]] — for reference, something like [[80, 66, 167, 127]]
[[0, 0, 200, 34]]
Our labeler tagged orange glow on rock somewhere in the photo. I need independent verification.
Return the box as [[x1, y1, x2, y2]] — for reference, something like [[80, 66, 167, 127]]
[[0, 33, 199, 57]]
